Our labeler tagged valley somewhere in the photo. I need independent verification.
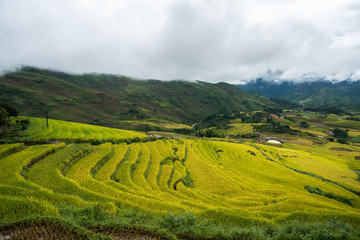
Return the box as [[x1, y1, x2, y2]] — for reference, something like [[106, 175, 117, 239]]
[[2, 0, 360, 238], [1, 68, 360, 239]]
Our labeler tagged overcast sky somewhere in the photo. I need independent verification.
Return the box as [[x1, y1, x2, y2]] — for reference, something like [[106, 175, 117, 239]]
[[1, 0, 360, 83]]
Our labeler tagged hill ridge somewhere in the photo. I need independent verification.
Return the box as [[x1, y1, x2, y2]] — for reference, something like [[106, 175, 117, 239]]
[[0, 66, 278, 127], [238, 78, 360, 111]]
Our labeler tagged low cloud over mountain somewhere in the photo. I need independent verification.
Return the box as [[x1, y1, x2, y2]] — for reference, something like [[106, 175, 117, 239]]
[[1, 0, 360, 83]]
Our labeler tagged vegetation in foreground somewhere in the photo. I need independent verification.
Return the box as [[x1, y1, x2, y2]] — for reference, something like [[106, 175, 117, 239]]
[[1, 211, 359, 239]]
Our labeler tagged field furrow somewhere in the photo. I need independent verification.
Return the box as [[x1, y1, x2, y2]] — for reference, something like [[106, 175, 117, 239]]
[[112, 144, 141, 189], [144, 142, 162, 192], [131, 144, 153, 192], [0, 143, 24, 157], [94, 144, 128, 181], [0, 144, 64, 185]]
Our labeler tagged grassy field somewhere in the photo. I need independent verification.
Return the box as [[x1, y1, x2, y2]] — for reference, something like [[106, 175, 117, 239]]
[[16, 117, 147, 142]]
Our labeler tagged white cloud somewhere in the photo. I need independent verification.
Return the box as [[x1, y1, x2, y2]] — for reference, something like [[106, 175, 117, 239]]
[[0, 0, 360, 82]]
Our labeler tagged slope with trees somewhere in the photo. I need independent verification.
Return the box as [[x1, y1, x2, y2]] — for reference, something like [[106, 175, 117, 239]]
[[0, 67, 279, 127]]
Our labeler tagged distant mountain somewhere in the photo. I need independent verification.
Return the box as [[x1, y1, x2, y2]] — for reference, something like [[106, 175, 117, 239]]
[[238, 78, 360, 111], [0, 67, 278, 127]]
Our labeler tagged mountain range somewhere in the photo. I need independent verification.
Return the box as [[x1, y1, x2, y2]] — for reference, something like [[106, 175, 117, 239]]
[[238, 78, 360, 111], [0, 67, 277, 127]]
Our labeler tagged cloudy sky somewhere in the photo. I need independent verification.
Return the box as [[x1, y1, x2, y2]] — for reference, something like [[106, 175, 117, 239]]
[[1, 0, 360, 83]]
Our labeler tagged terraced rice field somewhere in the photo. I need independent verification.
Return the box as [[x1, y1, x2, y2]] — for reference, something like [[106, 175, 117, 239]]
[[304, 129, 327, 137], [227, 123, 254, 136], [18, 117, 147, 141], [327, 120, 360, 130], [1, 138, 360, 227], [349, 129, 360, 138], [118, 119, 192, 131]]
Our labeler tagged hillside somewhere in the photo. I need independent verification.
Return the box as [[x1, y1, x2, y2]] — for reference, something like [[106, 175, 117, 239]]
[[15, 117, 147, 143], [238, 78, 360, 111], [0, 67, 277, 127], [1, 117, 360, 238]]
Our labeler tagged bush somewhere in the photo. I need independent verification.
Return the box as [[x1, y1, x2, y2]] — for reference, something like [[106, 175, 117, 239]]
[[300, 121, 309, 128], [91, 140, 104, 145], [274, 220, 353, 240], [0, 107, 10, 127], [304, 186, 352, 206], [247, 150, 256, 156], [12, 119, 30, 131], [0, 103, 19, 117], [159, 212, 197, 233], [333, 128, 349, 139], [20, 119, 30, 130], [337, 138, 348, 144], [284, 117, 296, 123], [205, 129, 215, 138]]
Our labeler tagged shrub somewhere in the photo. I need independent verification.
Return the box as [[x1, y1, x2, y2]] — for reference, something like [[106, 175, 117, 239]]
[[337, 138, 348, 144], [91, 140, 103, 145], [247, 150, 256, 156], [274, 220, 353, 240], [20, 119, 30, 130], [304, 186, 352, 206], [300, 121, 309, 128], [0, 103, 19, 117], [0, 107, 10, 127], [160, 212, 197, 233], [333, 128, 349, 139]]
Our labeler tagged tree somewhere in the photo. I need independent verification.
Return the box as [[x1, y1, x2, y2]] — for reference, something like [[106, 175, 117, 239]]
[[205, 129, 215, 138], [333, 128, 349, 139], [0, 107, 10, 127], [337, 138, 348, 144], [263, 106, 283, 115], [0, 103, 19, 117], [300, 121, 309, 128], [0, 106, 29, 135]]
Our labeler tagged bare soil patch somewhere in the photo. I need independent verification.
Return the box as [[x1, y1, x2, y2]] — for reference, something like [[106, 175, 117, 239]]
[[330, 147, 353, 152]]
